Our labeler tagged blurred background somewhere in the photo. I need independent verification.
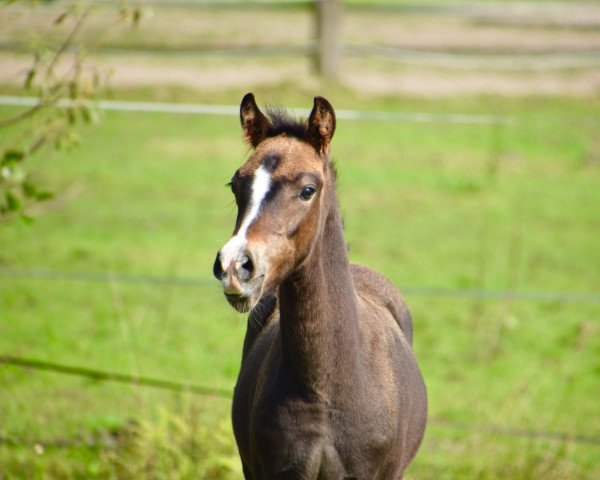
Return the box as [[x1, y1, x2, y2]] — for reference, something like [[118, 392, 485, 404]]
[[0, 0, 599, 478]]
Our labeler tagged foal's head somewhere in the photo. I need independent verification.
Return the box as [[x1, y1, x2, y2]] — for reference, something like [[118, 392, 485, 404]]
[[213, 93, 336, 312]]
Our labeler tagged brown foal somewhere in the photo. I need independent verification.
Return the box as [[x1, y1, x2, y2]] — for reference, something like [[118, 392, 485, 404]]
[[213, 94, 427, 479]]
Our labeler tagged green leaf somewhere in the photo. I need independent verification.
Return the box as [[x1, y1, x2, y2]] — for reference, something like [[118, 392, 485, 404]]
[[80, 105, 100, 124], [54, 11, 69, 25], [81, 105, 92, 123], [6, 192, 22, 212], [2, 149, 25, 164], [69, 81, 79, 100], [20, 214, 34, 225], [133, 8, 142, 26], [66, 107, 77, 125], [35, 191, 54, 202], [22, 181, 38, 199], [24, 68, 36, 90]]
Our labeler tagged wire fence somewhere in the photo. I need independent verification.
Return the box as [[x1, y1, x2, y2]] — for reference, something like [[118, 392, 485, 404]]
[[2, 354, 599, 447]]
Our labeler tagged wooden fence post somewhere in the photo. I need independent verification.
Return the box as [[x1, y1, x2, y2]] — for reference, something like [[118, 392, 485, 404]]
[[315, 0, 342, 79]]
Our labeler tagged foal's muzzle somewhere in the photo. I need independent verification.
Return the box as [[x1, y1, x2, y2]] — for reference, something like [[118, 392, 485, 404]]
[[213, 249, 260, 312], [213, 251, 255, 285]]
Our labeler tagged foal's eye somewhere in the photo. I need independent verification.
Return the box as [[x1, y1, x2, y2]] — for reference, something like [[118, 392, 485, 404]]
[[300, 186, 316, 201]]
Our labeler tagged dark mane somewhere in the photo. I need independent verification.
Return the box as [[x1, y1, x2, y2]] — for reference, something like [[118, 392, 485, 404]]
[[264, 107, 309, 142]]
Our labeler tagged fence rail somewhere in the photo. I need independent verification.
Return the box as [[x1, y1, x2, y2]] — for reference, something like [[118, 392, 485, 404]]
[[346, 44, 600, 70], [4, 1, 600, 77], [3, 43, 599, 70], [19, 0, 600, 17]]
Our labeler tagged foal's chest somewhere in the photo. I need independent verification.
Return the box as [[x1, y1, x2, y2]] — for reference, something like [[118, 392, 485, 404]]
[[240, 385, 395, 479]]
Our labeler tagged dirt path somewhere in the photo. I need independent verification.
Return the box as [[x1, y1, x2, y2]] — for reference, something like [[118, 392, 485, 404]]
[[2, 51, 599, 97]]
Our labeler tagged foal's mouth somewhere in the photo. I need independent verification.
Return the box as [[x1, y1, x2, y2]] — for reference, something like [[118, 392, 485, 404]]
[[224, 293, 253, 313]]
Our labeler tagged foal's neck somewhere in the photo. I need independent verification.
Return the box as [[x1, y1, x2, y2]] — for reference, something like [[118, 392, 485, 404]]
[[278, 181, 359, 395]]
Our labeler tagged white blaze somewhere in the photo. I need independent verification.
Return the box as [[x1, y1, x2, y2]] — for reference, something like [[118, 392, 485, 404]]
[[219, 166, 271, 270]]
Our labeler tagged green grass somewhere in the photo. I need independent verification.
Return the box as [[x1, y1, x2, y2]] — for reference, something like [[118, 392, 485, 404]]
[[0, 90, 599, 478]]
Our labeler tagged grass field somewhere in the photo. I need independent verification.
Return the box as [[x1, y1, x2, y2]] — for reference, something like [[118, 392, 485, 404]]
[[1, 87, 599, 478]]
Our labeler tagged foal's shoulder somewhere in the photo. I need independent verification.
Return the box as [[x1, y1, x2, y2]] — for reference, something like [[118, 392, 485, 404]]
[[350, 263, 414, 345]]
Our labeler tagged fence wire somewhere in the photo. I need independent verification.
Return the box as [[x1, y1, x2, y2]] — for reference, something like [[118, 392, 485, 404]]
[[2, 268, 600, 304], [1, 354, 599, 447], [0, 355, 231, 398], [0, 96, 513, 125]]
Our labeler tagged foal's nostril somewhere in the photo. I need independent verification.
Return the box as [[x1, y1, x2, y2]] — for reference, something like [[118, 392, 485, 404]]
[[238, 253, 254, 281], [213, 253, 224, 280]]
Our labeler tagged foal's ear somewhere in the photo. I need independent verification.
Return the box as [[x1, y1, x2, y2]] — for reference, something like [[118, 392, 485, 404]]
[[240, 93, 270, 148], [307, 96, 336, 155]]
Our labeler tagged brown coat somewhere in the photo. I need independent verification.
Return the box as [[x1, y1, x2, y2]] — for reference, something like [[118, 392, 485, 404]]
[[214, 94, 427, 479]]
